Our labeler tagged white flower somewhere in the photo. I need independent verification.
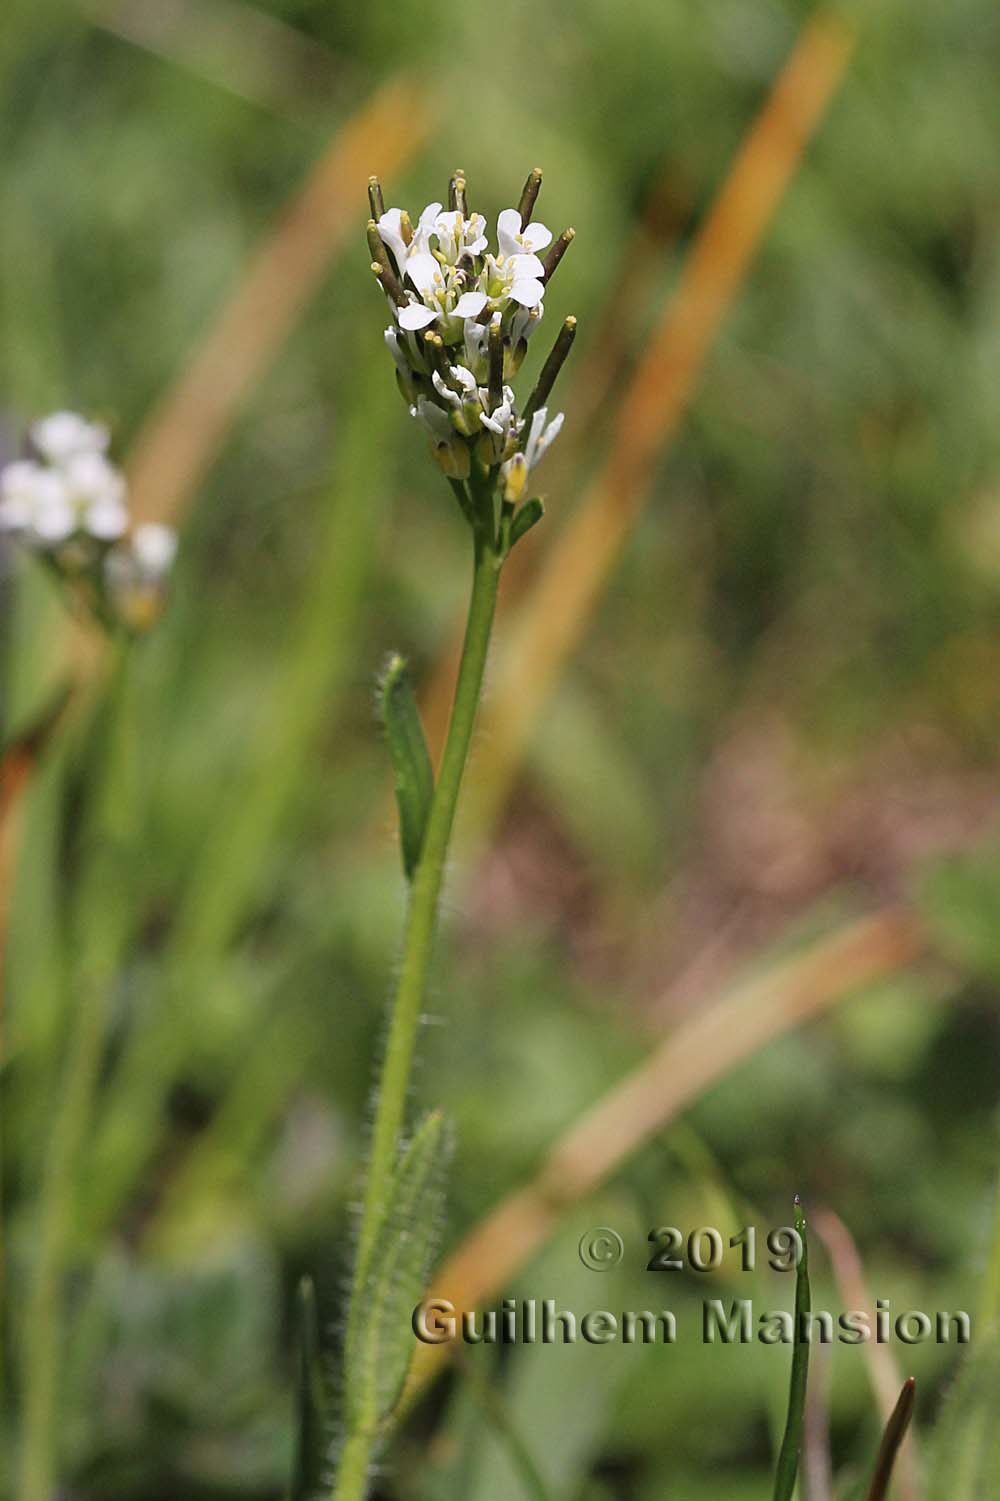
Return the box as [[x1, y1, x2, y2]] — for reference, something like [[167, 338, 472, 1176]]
[[377, 202, 437, 266], [381, 202, 550, 334], [479, 389, 518, 443], [496, 207, 552, 261], [0, 460, 74, 543], [31, 411, 109, 464], [431, 363, 477, 409], [104, 522, 177, 628], [132, 523, 178, 577], [434, 209, 487, 263], [62, 452, 129, 539], [522, 406, 564, 469], [0, 415, 131, 550], [500, 406, 563, 501]]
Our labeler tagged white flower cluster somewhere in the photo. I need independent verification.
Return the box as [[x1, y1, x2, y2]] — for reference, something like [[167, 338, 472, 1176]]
[[368, 169, 575, 499], [0, 412, 177, 630]]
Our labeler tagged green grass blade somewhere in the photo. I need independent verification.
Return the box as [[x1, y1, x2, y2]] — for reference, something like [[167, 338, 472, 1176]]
[[290, 1276, 328, 1501], [461, 1360, 554, 1501], [772, 1195, 811, 1501]]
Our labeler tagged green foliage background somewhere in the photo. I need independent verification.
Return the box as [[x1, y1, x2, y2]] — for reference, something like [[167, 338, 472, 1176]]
[[3, 0, 1000, 1496]]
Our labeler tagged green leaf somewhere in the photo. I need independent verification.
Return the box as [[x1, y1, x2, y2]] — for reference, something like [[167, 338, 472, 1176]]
[[926, 1330, 1000, 1500], [290, 1276, 328, 1501], [772, 1196, 810, 1501], [509, 497, 544, 549], [379, 653, 434, 881], [345, 1109, 450, 1433]]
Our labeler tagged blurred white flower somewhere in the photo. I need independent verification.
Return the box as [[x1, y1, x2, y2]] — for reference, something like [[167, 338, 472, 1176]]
[[1, 412, 177, 630], [0, 461, 73, 541], [132, 523, 178, 577], [31, 411, 109, 464], [103, 523, 179, 630]]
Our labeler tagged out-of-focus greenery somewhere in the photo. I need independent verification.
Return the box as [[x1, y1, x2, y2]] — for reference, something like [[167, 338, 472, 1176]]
[[3, 0, 1000, 1496]]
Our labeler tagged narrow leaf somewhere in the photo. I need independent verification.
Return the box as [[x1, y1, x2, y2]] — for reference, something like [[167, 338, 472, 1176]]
[[866, 1377, 916, 1501], [345, 1109, 450, 1433], [772, 1195, 811, 1501], [509, 497, 544, 549], [379, 653, 434, 880], [461, 1358, 554, 1501], [926, 1329, 1000, 1500], [290, 1276, 327, 1501]]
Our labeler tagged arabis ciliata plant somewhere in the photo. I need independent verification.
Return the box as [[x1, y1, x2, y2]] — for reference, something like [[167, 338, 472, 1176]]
[[0, 411, 177, 633], [327, 169, 576, 1501]]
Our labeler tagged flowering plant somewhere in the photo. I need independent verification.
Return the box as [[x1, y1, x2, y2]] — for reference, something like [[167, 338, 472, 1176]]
[[369, 168, 575, 531], [0, 411, 177, 632], [322, 170, 577, 1501]]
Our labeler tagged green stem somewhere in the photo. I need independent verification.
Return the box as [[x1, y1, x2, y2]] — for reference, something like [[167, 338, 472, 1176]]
[[334, 525, 501, 1501], [17, 647, 137, 1501]]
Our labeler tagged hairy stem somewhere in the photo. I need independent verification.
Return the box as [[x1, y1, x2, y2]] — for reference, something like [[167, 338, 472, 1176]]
[[334, 523, 501, 1500]]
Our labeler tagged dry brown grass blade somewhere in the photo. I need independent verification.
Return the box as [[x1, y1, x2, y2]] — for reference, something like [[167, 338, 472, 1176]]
[[125, 74, 430, 527], [408, 905, 924, 1396], [461, 11, 856, 828], [814, 1209, 922, 1501], [867, 1379, 917, 1501]]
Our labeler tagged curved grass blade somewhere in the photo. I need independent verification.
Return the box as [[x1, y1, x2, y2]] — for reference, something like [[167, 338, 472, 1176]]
[[290, 1276, 327, 1501], [866, 1377, 916, 1501], [458, 1355, 554, 1501], [773, 1195, 811, 1501], [379, 653, 434, 881], [926, 1330, 1000, 1500]]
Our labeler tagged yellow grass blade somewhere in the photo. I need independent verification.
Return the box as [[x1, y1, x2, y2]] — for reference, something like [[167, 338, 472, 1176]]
[[126, 74, 430, 527], [815, 1208, 922, 1501], [463, 12, 856, 831], [407, 905, 923, 1398]]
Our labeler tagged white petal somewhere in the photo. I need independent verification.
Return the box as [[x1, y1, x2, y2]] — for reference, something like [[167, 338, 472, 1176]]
[[432, 371, 462, 408], [0, 495, 31, 530], [453, 291, 488, 319], [522, 221, 552, 254], [32, 411, 109, 462], [497, 208, 523, 258], [1, 459, 47, 499], [31, 495, 76, 542], [405, 250, 442, 296], [509, 276, 545, 308], [377, 208, 407, 266], [397, 301, 439, 331], [509, 252, 545, 279], [63, 452, 127, 506], [534, 411, 564, 463], [417, 201, 443, 234], [84, 498, 129, 539], [133, 522, 178, 575], [449, 364, 477, 393]]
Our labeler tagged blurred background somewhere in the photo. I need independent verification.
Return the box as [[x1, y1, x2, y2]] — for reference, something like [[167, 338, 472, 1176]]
[[3, 0, 1000, 1496]]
